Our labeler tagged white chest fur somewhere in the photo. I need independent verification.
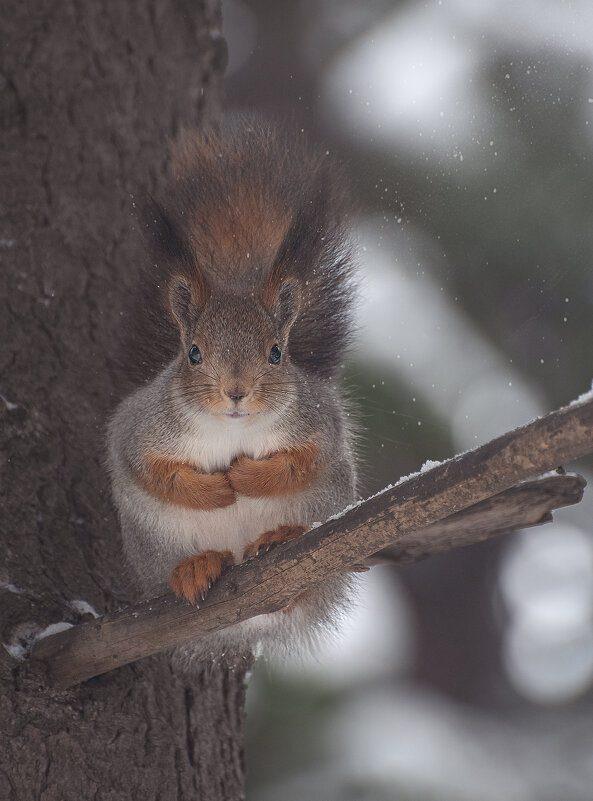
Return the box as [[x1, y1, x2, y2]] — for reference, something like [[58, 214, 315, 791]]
[[136, 491, 305, 565], [124, 411, 307, 567], [180, 410, 286, 472]]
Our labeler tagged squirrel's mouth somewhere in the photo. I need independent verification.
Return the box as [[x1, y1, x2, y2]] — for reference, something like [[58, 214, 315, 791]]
[[222, 410, 250, 419]]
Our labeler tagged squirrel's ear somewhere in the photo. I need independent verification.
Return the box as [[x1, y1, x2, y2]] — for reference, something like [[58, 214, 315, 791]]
[[263, 274, 301, 337], [168, 273, 208, 335], [168, 275, 192, 331]]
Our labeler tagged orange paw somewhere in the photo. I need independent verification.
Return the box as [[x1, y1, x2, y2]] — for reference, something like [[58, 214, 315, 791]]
[[194, 471, 236, 510], [227, 455, 275, 497], [139, 452, 236, 511], [169, 550, 235, 603], [228, 443, 319, 498], [243, 524, 307, 560]]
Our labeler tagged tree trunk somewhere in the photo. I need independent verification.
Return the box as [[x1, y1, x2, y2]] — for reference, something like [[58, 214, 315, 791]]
[[0, 2, 250, 798]]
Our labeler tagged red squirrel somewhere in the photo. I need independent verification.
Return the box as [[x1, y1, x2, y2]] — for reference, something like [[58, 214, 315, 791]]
[[107, 119, 358, 665]]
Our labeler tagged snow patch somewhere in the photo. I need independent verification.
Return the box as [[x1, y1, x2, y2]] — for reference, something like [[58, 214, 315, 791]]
[[3, 618, 77, 662], [421, 459, 443, 473], [68, 600, 100, 619], [3, 642, 28, 661], [0, 580, 27, 595], [569, 382, 593, 407], [0, 394, 19, 411], [2, 622, 43, 662], [35, 622, 74, 641]]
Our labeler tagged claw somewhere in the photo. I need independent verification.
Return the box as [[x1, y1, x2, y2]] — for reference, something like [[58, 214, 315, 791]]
[[208, 578, 212, 589], [200, 590, 206, 602]]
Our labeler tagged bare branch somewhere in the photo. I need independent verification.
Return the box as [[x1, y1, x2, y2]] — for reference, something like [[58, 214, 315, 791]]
[[31, 395, 593, 688], [365, 473, 585, 566]]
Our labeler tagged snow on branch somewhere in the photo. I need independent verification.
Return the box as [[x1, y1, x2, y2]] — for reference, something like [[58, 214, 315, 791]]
[[31, 395, 593, 688]]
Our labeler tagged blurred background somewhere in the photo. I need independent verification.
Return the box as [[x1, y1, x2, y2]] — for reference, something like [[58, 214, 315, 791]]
[[221, 1, 593, 798]]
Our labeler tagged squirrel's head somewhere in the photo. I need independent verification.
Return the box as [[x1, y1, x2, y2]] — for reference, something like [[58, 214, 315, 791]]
[[168, 269, 301, 422]]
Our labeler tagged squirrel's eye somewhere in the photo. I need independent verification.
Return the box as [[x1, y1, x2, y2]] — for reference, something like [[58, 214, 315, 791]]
[[268, 344, 282, 365], [188, 345, 202, 365]]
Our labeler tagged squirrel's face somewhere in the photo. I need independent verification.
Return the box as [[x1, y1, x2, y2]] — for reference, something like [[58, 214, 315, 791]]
[[170, 279, 301, 423]]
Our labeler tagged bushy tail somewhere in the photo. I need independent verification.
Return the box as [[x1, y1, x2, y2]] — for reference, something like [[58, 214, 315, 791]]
[[119, 118, 357, 390]]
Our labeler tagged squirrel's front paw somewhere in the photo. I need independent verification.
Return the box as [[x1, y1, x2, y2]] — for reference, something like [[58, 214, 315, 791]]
[[227, 455, 266, 496], [139, 453, 236, 510], [169, 468, 236, 510], [198, 471, 237, 509], [228, 444, 319, 498], [243, 524, 307, 560], [169, 550, 235, 603]]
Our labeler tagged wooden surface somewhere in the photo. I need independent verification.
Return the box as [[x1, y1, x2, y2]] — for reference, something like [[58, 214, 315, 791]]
[[32, 395, 593, 687]]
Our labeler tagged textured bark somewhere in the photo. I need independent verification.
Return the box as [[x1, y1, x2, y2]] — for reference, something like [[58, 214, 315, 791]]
[[0, 2, 251, 799]]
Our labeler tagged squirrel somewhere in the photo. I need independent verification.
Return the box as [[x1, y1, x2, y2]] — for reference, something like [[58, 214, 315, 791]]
[[106, 119, 358, 667]]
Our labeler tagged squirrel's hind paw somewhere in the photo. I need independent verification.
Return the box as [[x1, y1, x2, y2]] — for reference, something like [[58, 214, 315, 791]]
[[243, 524, 307, 560], [169, 550, 235, 603]]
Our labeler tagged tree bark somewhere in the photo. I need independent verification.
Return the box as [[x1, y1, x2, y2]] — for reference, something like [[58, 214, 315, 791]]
[[0, 2, 250, 799]]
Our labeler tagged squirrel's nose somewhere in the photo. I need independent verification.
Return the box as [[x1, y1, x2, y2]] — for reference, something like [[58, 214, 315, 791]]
[[224, 387, 248, 403]]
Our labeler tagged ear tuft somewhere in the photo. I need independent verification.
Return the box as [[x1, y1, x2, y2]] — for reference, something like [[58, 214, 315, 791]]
[[263, 274, 302, 337], [168, 275, 192, 330], [169, 274, 207, 336], [275, 277, 301, 333]]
